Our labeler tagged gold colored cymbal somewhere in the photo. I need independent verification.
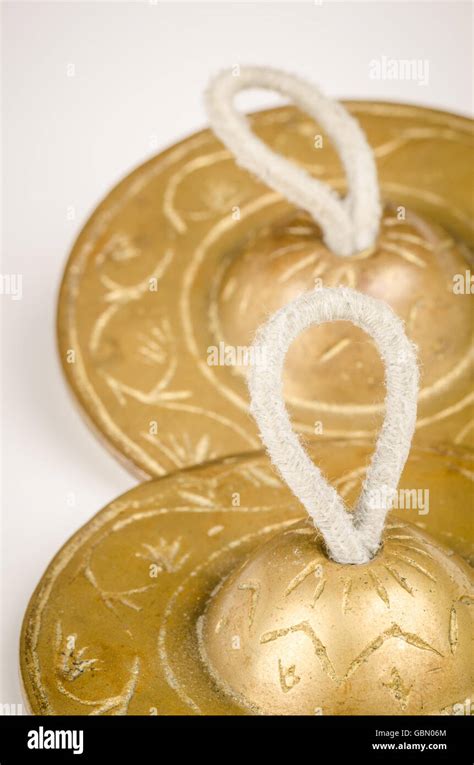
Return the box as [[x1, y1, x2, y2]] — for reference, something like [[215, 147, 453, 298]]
[[57, 102, 474, 479], [20, 441, 473, 715]]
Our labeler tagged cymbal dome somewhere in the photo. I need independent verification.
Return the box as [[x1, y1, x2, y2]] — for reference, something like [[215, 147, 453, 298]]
[[200, 519, 474, 715], [213, 206, 472, 406]]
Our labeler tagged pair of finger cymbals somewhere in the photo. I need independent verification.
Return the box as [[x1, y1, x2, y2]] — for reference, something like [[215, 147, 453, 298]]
[[21, 70, 473, 716]]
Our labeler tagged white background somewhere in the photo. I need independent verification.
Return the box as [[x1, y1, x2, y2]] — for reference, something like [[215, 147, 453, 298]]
[[1, 0, 472, 709]]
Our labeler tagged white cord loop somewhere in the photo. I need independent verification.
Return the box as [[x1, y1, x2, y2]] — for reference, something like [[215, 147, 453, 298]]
[[205, 66, 381, 257], [248, 287, 419, 564]]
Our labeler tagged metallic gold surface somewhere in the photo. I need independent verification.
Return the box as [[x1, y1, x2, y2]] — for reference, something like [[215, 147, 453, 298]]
[[20, 441, 473, 716], [201, 521, 472, 716], [57, 103, 474, 479]]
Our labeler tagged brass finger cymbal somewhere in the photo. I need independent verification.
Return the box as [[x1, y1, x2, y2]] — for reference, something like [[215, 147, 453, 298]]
[[57, 103, 474, 479], [20, 440, 473, 716]]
